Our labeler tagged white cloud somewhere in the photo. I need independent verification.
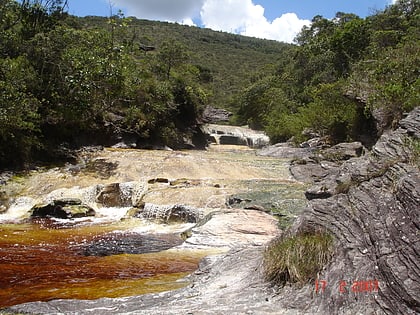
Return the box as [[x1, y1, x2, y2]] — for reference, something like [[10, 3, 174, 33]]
[[242, 12, 310, 43], [111, 0, 204, 23], [201, 0, 310, 43], [111, 0, 310, 43]]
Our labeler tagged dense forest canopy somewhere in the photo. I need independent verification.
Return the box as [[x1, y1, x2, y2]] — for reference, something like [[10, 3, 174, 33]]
[[0, 0, 419, 168]]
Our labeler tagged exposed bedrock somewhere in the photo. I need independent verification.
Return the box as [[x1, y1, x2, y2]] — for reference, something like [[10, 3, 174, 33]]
[[280, 107, 420, 314]]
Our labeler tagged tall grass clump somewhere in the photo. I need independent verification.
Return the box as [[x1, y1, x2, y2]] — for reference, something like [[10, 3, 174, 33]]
[[263, 231, 334, 287]]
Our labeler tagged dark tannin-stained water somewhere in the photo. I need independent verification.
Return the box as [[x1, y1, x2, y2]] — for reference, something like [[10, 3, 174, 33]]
[[0, 219, 204, 308], [0, 147, 307, 308]]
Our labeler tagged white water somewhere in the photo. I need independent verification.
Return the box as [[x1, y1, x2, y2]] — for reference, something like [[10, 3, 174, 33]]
[[0, 196, 36, 222]]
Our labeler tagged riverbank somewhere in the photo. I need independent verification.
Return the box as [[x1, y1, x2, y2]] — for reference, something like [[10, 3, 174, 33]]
[[4, 108, 419, 314]]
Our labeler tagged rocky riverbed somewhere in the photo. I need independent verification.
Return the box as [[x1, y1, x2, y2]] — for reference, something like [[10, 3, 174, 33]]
[[1, 143, 306, 313], [3, 109, 420, 314]]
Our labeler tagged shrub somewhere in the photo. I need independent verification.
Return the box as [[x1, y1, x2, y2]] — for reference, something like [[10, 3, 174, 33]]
[[263, 231, 334, 287]]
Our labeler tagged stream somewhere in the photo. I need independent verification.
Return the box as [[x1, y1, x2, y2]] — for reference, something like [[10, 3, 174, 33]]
[[0, 144, 307, 309]]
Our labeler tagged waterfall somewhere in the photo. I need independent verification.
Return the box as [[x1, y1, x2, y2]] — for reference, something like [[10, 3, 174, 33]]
[[140, 203, 204, 223], [201, 124, 270, 148]]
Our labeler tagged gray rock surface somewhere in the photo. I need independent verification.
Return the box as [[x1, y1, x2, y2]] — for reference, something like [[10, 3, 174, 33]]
[[6, 108, 419, 315], [284, 107, 420, 314], [139, 203, 204, 223], [258, 142, 315, 160], [202, 106, 232, 123]]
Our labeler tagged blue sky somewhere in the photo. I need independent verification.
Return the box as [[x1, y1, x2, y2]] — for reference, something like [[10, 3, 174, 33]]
[[66, 0, 396, 42]]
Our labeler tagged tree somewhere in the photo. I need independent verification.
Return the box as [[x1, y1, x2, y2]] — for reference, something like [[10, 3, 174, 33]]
[[155, 40, 189, 80], [19, 0, 68, 39], [0, 56, 41, 166]]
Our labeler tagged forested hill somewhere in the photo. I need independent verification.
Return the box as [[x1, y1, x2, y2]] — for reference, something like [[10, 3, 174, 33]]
[[79, 15, 290, 109], [0, 0, 290, 168], [1, 0, 419, 169]]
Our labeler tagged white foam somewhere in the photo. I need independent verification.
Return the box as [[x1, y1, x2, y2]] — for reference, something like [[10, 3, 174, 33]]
[[0, 197, 36, 223], [95, 206, 131, 222]]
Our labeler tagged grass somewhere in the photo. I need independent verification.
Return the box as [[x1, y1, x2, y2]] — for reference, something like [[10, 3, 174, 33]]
[[263, 231, 334, 287], [405, 137, 420, 168]]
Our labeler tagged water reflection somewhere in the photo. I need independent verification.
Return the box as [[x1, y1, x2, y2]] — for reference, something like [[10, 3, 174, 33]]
[[0, 219, 206, 308]]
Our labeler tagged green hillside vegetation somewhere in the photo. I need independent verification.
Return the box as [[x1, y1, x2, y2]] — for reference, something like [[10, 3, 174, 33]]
[[0, 0, 290, 168], [0, 0, 418, 169], [236, 0, 419, 145], [78, 15, 290, 110]]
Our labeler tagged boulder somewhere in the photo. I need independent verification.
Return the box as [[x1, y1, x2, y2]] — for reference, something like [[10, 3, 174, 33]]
[[219, 134, 248, 146], [31, 199, 95, 219], [183, 208, 280, 248]]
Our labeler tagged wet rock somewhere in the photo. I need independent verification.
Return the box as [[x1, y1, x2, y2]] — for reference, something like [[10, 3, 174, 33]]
[[96, 183, 129, 207], [139, 203, 203, 223], [304, 185, 333, 200], [243, 204, 268, 212], [84, 158, 118, 179], [169, 178, 202, 187], [82, 233, 183, 256], [31, 199, 95, 219], [202, 124, 270, 148], [148, 178, 170, 184], [0, 190, 10, 213], [320, 141, 365, 161], [219, 134, 248, 146], [96, 182, 147, 208]]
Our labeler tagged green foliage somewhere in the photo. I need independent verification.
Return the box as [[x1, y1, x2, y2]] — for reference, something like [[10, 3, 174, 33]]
[[1, 1, 229, 167], [0, 56, 41, 165], [263, 231, 334, 286], [350, 33, 420, 128], [1, 0, 419, 168], [265, 82, 361, 144], [237, 0, 419, 145]]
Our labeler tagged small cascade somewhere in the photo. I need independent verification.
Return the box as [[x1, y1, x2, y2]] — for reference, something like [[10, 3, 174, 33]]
[[0, 197, 36, 222], [202, 124, 270, 148], [140, 203, 204, 223]]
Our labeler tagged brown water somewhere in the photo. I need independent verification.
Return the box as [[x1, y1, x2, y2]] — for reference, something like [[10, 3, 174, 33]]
[[0, 146, 306, 308], [0, 220, 208, 308]]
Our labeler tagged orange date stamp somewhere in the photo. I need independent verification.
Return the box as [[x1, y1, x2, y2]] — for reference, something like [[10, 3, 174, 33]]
[[315, 279, 379, 294]]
